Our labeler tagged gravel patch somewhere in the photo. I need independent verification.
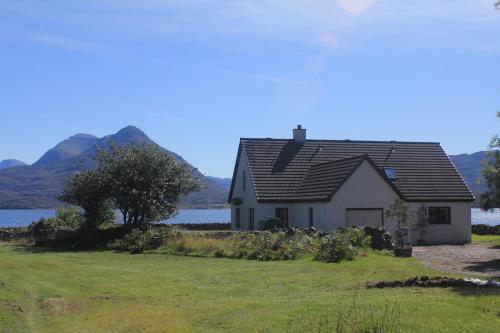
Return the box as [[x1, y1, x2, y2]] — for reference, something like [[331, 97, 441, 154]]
[[413, 243, 500, 278]]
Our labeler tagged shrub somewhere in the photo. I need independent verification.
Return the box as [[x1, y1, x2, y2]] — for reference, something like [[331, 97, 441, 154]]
[[110, 226, 180, 254], [231, 231, 306, 260], [165, 230, 312, 261], [362, 226, 394, 250], [314, 233, 358, 263], [337, 227, 371, 248], [257, 217, 283, 231], [471, 224, 500, 235], [31, 207, 84, 246]]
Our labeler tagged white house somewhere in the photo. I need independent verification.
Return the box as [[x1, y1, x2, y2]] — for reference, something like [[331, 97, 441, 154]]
[[228, 126, 475, 245]]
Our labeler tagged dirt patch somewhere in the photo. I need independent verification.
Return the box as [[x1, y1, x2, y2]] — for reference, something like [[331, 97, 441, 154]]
[[2, 300, 24, 313], [40, 297, 79, 316], [413, 243, 500, 278]]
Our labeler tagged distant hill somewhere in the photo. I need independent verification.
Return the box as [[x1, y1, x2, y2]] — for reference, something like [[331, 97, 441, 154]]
[[0, 126, 229, 209], [2, 131, 488, 209], [0, 159, 26, 170], [449, 151, 490, 204], [206, 176, 232, 190]]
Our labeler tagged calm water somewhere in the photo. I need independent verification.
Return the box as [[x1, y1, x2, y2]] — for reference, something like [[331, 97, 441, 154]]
[[0, 209, 231, 228], [0, 208, 498, 228]]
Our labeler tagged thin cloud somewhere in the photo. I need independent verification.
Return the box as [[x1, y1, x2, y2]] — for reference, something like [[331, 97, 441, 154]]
[[5, 1, 499, 53], [337, 0, 374, 15]]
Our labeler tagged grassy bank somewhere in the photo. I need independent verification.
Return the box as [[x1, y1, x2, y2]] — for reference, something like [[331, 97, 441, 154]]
[[0, 243, 499, 332], [472, 234, 500, 245]]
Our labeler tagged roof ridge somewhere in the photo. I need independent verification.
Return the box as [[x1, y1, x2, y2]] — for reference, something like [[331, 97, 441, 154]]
[[240, 138, 441, 145]]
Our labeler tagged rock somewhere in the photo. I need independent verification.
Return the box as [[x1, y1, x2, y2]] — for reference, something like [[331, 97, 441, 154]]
[[366, 276, 500, 289]]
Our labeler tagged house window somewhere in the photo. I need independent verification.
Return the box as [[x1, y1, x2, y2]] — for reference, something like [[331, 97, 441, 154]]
[[248, 208, 255, 230], [383, 167, 398, 181], [428, 207, 451, 224], [308, 207, 314, 227], [235, 208, 241, 228], [275, 208, 289, 228], [242, 170, 246, 191]]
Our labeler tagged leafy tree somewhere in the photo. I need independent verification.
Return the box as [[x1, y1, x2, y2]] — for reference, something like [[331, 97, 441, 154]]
[[97, 143, 202, 229], [59, 171, 115, 229], [480, 112, 500, 210], [385, 199, 414, 230]]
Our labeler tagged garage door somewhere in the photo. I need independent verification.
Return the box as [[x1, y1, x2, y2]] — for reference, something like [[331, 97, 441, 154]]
[[346, 208, 383, 227]]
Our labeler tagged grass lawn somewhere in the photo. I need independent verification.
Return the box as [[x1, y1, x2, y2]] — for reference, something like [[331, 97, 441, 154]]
[[471, 234, 500, 246], [0, 243, 499, 333]]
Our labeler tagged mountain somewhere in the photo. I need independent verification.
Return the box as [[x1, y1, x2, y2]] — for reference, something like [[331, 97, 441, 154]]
[[206, 176, 232, 190], [34, 133, 99, 166], [449, 151, 490, 204], [0, 159, 26, 170], [0, 126, 229, 209]]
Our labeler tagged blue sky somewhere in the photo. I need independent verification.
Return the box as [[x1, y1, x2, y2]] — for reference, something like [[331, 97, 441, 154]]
[[1, 0, 499, 178]]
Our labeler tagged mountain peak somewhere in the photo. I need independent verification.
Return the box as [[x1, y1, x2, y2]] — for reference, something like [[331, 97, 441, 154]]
[[70, 133, 98, 140], [34, 133, 100, 166], [0, 159, 27, 170], [101, 126, 152, 146], [116, 125, 146, 137]]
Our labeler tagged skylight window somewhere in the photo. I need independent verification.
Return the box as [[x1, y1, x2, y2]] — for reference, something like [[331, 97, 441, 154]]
[[384, 167, 398, 181]]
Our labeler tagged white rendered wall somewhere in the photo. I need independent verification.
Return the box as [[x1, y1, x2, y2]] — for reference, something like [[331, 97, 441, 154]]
[[408, 202, 471, 244], [326, 160, 401, 232]]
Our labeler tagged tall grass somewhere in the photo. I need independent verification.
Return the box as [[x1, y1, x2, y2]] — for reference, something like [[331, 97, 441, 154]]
[[287, 297, 402, 333], [166, 231, 310, 260], [170, 235, 231, 257]]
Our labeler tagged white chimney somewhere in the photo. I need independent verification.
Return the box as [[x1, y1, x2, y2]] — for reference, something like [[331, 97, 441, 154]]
[[293, 125, 306, 142]]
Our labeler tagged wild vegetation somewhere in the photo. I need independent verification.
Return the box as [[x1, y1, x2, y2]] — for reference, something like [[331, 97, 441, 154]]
[[480, 112, 500, 210]]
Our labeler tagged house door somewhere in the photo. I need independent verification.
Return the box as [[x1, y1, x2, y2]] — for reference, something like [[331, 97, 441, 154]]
[[275, 208, 289, 228], [346, 208, 383, 227]]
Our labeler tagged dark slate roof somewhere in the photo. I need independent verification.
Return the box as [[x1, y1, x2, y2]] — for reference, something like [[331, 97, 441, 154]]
[[295, 155, 403, 202], [229, 138, 475, 203]]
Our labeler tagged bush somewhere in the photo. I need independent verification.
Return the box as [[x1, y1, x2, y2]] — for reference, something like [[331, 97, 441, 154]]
[[472, 224, 500, 235], [166, 230, 312, 261], [31, 207, 84, 246], [362, 226, 394, 250], [110, 227, 180, 254], [257, 218, 283, 231], [337, 227, 371, 248], [314, 233, 359, 263], [233, 231, 305, 260]]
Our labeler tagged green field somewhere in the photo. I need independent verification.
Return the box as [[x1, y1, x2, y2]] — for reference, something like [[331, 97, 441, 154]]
[[0, 242, 499, 333], [472, 234, 500, 245]]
